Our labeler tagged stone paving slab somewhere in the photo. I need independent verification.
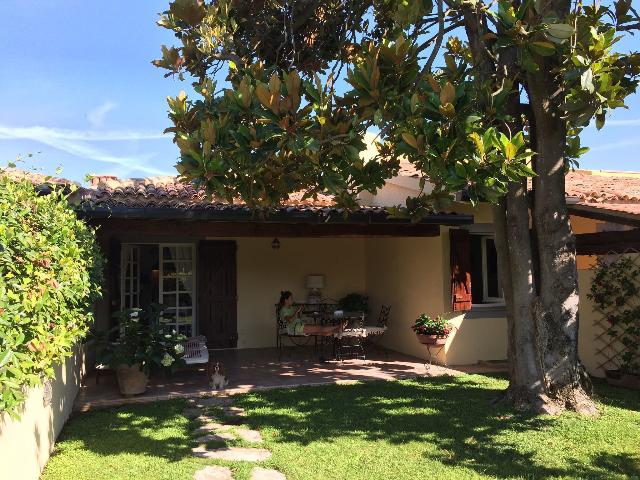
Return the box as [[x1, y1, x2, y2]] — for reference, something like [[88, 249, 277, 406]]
[[192, 422, 234, 436], [235, 428, 263, 443], [193, 432, 237, 443], [192, 446, 272, 462], [183, 408, 204, 418], [250, 467, 286, 480], [193, 465, 234, 480], [188, 396, 234, 408]]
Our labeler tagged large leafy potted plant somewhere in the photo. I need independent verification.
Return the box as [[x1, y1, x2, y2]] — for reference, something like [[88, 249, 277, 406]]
[[339, 293, 369, 313], [412, 314, 452, 346], [98, 305, 187, 395]]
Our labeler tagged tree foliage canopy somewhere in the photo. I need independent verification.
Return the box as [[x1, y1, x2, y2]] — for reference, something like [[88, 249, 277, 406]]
[[154, 0, 640, 216]]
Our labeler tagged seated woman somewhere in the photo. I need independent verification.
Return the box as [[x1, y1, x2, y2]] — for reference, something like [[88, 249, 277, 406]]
[[278, 291, 343, 336]]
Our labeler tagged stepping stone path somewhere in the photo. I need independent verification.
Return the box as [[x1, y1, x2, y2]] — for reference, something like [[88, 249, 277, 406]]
[[193, 422, 234, 436], [193, 466, 233, 480], [187, 395, 285, 479], [192, 446, 272, 462], [188, 397, 234, 408], [250, 467, 286, 480], [193, 432, 237, 443], [235, 428, 263, 443]]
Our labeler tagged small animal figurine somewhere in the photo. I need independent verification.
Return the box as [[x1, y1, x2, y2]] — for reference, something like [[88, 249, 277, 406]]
[[207, 361, 228, 390]]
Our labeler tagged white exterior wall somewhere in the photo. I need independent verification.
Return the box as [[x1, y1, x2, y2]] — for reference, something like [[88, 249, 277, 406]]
[[0, 346, 86, 480]]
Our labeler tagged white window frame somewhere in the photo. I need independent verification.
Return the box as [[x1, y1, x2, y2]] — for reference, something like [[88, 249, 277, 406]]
[[120, 245, 140, 310], [158, 243, 197, 336]]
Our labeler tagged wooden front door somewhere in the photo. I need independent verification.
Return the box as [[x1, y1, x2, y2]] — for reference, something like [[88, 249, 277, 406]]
[[197, 241, 238, 348]]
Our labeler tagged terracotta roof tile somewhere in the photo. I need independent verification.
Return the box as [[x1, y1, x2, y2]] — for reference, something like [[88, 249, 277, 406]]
[[565, 170, 640, 203], [78, 175, 341, 210]]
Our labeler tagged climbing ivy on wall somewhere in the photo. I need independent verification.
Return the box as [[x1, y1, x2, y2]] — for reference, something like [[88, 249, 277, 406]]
[[0, 172, 104, 418], [587, 256, 640, 375]]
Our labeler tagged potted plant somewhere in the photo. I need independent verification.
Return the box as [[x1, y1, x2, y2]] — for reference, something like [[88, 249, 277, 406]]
[[339, 293, 369, 313], [412, 314, 452, 346], [98, 305, 187, 395]]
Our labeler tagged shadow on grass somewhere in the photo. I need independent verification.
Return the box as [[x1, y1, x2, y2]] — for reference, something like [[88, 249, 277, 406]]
[[234, 375, 639, 479], [55, 374, 639, 479], [53, 399, 193, 463]]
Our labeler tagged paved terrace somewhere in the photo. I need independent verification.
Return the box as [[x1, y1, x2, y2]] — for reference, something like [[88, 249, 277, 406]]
[[75, 347, 507, 412]]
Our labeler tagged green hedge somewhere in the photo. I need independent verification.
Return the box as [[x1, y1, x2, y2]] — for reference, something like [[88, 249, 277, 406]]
[[0, 172, 104, 417]]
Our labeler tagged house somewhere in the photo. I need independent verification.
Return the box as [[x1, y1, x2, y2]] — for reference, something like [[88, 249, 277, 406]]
[[5, 165, 640, 376], [70, 166, 640, 377]]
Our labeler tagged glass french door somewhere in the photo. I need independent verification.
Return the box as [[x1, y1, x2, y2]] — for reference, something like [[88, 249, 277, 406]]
[[121, 245, 140, 309], [159, 244, 196, 336]]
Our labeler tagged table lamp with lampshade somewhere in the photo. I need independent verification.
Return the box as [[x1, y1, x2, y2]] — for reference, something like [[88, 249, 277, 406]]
[[306, 274, 325, 304]]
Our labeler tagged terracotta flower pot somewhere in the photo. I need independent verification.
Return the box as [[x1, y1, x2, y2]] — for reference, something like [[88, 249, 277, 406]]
[[416, 333, 448, 346], [116, 363, 149, 395]]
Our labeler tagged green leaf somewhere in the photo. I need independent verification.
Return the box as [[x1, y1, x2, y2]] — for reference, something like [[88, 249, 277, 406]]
[[547, 23, 574, 40], [529, 41, 555, 57]]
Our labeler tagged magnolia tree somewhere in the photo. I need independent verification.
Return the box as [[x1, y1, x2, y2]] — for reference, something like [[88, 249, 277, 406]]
[[155, 0, 640, 413]]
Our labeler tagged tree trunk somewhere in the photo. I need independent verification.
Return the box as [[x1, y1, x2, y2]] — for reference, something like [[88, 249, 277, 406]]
[[525, 69, 597, 415], [462, 0, 597, 414]]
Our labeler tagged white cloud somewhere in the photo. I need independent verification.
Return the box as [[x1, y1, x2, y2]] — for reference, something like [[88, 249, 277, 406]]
[[0, 124, 172, 176], [87, 101, 117, 128], [589, 137, 640, 152], [607, 118, 640, 127]]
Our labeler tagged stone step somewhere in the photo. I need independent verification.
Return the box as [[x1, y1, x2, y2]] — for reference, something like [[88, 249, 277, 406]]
[[192, 446, 272, 462], [193, 465, 233, 480], [183, 408, 204, 418], [235, 428, 263, 443], [193, 432, 237, 443], [192, 422, 234, 436], [188, 396, 234, 408], [250, 467, 286, 480]]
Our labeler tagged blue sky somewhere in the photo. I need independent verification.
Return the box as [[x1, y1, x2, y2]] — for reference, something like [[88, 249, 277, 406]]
[[0, 1, 638, 183]]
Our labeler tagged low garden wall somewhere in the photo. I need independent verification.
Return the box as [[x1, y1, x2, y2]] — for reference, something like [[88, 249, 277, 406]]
[[0, 344, 87, 480]]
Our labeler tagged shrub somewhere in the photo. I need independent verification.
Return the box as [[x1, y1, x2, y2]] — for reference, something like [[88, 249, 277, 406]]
[[0, 171, 104, 417]]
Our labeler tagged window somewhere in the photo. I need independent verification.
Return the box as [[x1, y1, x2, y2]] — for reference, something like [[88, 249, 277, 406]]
[[121, 245, 140, 309], [470, 235, 503, 304], [159, 244, 196, 336]]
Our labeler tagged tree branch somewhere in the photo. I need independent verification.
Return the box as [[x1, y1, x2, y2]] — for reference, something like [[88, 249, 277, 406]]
[[421, 0, 445, 75]]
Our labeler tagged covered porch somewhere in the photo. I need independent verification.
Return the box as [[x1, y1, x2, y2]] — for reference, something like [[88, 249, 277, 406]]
[[74, 347, 506, 411]]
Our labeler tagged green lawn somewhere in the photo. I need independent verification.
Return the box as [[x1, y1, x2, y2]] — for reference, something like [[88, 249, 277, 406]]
[[42, 374, 640, 480]]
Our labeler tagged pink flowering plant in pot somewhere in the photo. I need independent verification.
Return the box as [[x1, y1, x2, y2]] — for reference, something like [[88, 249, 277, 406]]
[[412, 314, 452, 345]]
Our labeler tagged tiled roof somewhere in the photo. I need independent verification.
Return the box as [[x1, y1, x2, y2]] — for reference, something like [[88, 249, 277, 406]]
[[75, 173, 474, 225], [565, 170, 640, 203], [77, 175, 337, 210], [565, 170, 640, 217], [1, 167, 75, 186]]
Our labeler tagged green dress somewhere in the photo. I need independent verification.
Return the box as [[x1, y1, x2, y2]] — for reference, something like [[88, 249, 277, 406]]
[[280, 306, 305, 335]]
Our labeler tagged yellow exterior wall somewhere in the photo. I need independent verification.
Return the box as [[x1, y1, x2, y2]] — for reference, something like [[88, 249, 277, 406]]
[[364, 236, 449, 362], [234, 237, 366, 349], [0, 345, 86, 480], [364, 231, 508, 366]]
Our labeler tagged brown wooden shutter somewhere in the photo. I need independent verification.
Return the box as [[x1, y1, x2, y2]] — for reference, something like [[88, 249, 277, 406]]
[[450, 229, 472, 311]]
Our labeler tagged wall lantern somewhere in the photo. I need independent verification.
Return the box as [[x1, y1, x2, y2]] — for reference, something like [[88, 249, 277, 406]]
[[271, 238, 281, 250]]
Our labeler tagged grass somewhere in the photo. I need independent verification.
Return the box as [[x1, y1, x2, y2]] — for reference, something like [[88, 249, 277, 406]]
[[42, 374, 640, 480]]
